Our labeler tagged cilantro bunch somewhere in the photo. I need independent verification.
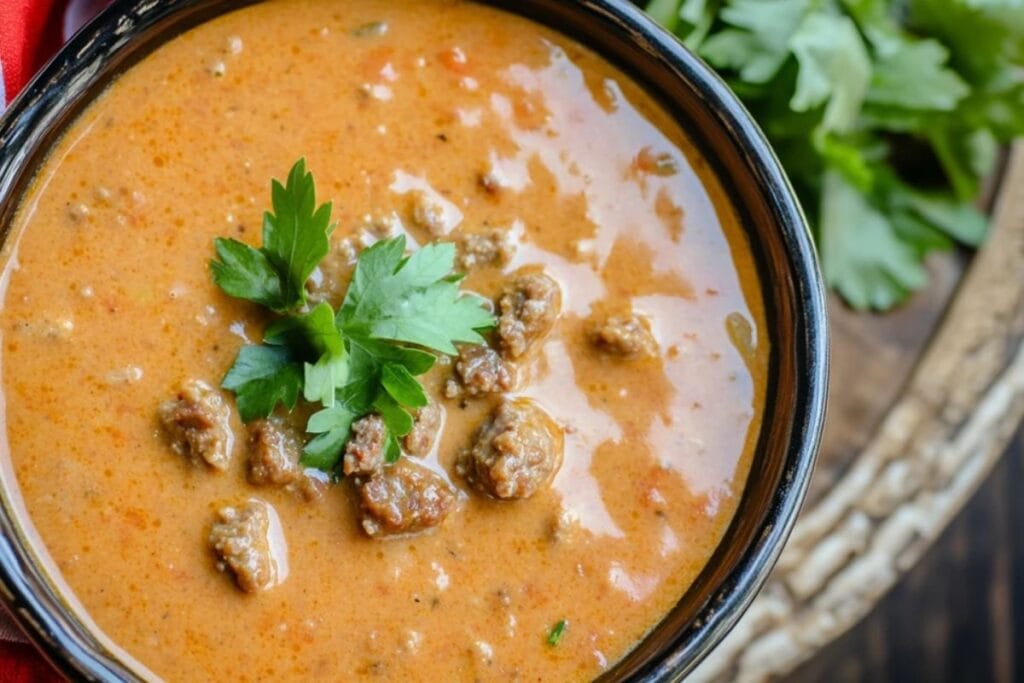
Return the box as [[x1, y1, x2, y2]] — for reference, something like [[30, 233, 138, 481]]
[[211, 160, 495, 472], [647, 0, 1024, 310]]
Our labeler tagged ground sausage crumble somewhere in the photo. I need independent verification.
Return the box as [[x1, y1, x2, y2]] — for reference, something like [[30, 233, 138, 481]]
[[497, 272, 561, 359], [209, 499, 282, 593], [357, 460, 457, 538], [444, 344, 516, 398], [248, 417, 324, 501], [158, 379, 234, 471], [592, 314, 658, 358], [458, 398, 564, 499]]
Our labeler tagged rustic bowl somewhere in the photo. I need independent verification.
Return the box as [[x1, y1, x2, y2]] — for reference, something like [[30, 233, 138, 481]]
[[0, 0, 828, 680]]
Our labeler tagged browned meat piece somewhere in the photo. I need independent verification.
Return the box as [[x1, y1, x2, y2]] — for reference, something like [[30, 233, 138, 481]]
[[247, 417, 324, 502], [357, 460, 457, 538], [248, 417, 301, 485], [443, 344, 516, 398], [343, 415, 387, 477], [456, 228, 515, 271], [158, 379, 234, 471], [458, 398, 563, 500], [592, 314, 658, 358], [209, 499, 285, 593], [404, 401, 443, 456], [497, 273, 561, 358]]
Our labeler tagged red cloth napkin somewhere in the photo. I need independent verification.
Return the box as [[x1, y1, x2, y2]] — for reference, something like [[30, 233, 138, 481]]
[[0, 0, 62, 107], [0, 0, 110, 106], [1, 3, 111, 679]]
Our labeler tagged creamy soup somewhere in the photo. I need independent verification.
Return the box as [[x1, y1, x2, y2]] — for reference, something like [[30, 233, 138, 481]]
[[1, 0, 767, 680]]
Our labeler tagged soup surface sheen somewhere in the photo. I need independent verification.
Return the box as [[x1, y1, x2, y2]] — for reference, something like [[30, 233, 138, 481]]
[[2, 0, 767, 680]]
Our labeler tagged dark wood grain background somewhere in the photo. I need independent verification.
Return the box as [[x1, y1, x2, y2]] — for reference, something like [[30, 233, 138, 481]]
[[787, 429, 1024, 683]]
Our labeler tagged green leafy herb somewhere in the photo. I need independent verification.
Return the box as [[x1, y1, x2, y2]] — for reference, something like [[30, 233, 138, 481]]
[[212, 163, 495, 473], [381, 363, 430, 408], [303, 404, 358, 471], [221, 344, 303, 422], [211, 159, 333, 312], [819, 171, 927, 310], [265, 302, 348, 407], [647, 0, 1024, 310], [866, 40, 968, 112], [789, 13, 870, 133], [338, 237, 494, 354], [547, 619, 568, 646]]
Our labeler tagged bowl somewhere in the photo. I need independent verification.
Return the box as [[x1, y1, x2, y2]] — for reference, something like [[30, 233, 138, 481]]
[[0, 0, 828, 680]]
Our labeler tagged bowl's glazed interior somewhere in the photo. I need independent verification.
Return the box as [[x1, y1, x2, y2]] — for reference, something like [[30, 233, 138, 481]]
[[0, 1, 827, 680]]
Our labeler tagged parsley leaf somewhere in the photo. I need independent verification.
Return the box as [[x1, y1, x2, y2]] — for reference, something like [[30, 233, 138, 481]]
[[263, 159, 334, 305], [867, 39, 969, 111], [211, 158, 332, 312], [381, 363, 429, 408], [373, 393, 412, 465], [210, 239, 284, 310], [303, 405, 358, 470], [789, 14, 870, 133], [700, 0, 808, 83], [295, 236, 494, 472], [819, 171, 927, 310], [547, 619, 568, 646], [338, 236, 495, 354], [299, 237, 494, 471], [373, 392, 415, 437], [305, 355, 349, 409], [266, 303, 348, 407], [892, 187, 987, 247], [647, 0, 683, 32], [221, 343, 303, 422], [299, 338, 428, 470], [266, 302, 345, 356]]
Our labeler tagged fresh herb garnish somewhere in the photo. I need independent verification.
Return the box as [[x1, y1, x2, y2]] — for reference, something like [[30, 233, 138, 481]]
[[547, 619, 568, 646], [221, 342, 303, 422], [646, 0, 1024, 310], [338, 237, 494, 354], [211, 159, 333, 312], [212, 160, 495, 472]]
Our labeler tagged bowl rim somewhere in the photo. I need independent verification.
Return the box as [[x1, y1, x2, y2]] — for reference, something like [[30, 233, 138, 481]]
[[0, 1, 829, 680]]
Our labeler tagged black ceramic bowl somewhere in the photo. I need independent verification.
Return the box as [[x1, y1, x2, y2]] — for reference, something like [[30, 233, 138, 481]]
[[0, 0, 828, 680]]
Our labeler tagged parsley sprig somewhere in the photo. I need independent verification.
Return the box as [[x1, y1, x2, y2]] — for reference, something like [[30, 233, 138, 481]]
[[211, 159, 333, 312], [211, 160, 495, 472]]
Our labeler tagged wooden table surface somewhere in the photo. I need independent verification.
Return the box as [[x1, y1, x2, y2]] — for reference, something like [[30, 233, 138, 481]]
[[787, 427, 1024, 683]]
